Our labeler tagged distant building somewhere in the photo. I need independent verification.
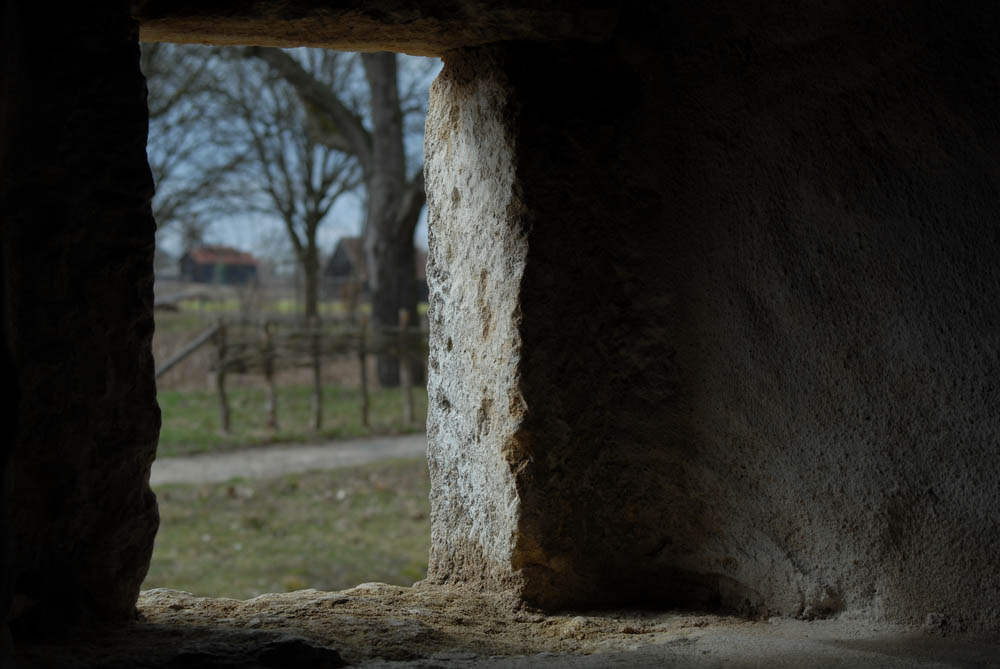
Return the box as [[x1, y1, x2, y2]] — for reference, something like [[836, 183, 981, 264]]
[[179, 245, 259, 285], [323, 236, 428, 302]]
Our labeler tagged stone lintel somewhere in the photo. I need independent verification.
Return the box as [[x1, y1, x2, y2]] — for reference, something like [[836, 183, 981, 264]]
[[133, 1, 618, 56]]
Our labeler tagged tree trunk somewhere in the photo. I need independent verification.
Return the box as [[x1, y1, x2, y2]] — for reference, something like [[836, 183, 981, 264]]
[[362, 52, 420, 387], [249, 48, 427, 388], [302, 243, 320, 321], [368, 228, 419, 386]]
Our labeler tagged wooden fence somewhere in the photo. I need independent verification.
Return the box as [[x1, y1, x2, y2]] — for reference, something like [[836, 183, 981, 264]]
[[157, 310, 428, 434]]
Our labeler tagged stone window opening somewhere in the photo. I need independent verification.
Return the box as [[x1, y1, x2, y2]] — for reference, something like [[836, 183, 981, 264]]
[[142, 40, 438, 601], [5, 3, 1000, 666]]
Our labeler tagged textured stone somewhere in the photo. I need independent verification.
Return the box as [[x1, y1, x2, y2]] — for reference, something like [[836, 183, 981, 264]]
[[1, 2, 160, 633], [4, 0, 1000, 655], [18, 587, 1000, 668], [134, 1, 617, 56], [423, 49, 528, 600], [425, 0, 1000, 630]]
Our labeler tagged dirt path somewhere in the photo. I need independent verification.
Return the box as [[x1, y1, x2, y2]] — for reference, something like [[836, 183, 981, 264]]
[[150, 434, 427, 485]]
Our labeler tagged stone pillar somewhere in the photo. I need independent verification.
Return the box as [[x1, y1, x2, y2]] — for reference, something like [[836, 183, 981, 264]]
[[424, 50, 529, 602], [0, 2, 160, 633], [425, 43, 679, 608], [426, 2, 1000, 630]]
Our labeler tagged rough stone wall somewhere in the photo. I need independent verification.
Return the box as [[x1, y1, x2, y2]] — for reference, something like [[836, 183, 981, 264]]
[[423, 52, 530, 599], [0, 0, 996, 644], [426, 1, 1000, 628], [1, 3, 20, 660], [651, 1, 1000, 627], [0, 2, 160, 633]]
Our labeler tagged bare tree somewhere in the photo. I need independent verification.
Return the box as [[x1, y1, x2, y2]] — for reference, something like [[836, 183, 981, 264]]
[[142, 43, 245, 253], [247, 47, 429, 386], [144, 44, 434, 385], [221, 52, 362, 321]]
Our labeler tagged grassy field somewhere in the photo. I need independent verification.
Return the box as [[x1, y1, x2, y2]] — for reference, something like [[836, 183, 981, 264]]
[[154, 306, 429, 455], [149, 305, 432, 598], [158, 385, 427, 457], [144, 458, 431, 599]]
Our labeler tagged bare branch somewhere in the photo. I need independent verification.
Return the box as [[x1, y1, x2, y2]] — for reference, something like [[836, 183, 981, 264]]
[[243, 46, 373, 175]]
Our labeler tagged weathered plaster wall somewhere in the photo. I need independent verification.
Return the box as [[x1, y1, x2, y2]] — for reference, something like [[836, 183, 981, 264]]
[[1, 2, 160, 634], [426, 1, 1000, 628]]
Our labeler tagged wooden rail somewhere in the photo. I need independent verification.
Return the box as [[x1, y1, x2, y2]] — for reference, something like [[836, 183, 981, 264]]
[[157, 315, 427, 434], [155, 324, 221, 379]]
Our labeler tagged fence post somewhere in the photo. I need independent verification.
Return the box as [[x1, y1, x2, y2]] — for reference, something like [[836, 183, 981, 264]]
[[261, 320, 278, 430], [310, 315, 322, 432], [399, 308, 414, 425], [359, 313, 369, 428], [215, 319, 230, 434]]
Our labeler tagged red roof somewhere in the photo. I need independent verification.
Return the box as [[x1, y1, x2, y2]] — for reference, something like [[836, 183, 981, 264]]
[[186, 245, 258, 266]]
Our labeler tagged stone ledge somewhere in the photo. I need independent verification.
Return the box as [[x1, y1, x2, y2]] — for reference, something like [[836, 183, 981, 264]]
[[16, 585, 1000, 667]]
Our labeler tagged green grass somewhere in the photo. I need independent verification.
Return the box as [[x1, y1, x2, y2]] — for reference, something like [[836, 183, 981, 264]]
[[144, 458, 430, 598], [157, 385, 428, 457]]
